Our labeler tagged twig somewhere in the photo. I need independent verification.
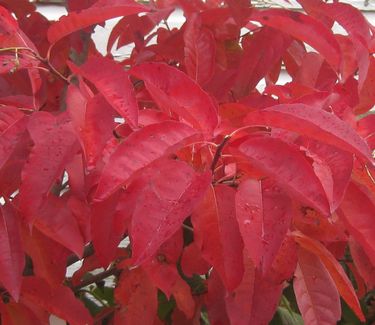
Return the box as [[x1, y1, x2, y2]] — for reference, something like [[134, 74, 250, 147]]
[[210, 135, 231, 172], [73, 268, 121, 293]]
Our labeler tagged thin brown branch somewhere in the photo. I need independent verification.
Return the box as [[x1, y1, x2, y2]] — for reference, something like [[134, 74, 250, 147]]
[[72, 268, 121, 293], [210, 135, 231, 172]]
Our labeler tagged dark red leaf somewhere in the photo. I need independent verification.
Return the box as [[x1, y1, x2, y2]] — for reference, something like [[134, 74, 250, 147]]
[[0, 301, 41, 325]]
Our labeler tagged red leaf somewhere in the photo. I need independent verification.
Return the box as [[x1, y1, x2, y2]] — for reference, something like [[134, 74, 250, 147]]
[[233, 27, 291, 97], [0, 106, 27, 171], [349, 237, 375, 289], [235, 178, 291, 272], [0, 54, 39, 74], [294, 231, 365, 321], [0, 301, 41, 325], [237, 136, 330, 215], [245, 104, 372, 161], [47, 0, 148, 44], [91, 191, 124, 267], [251, 9, 341, 70], [18, 112, 78, 223], [94, 121, 200, 201], [0, 203, 24, 301], [299, 138, 353, 212], [181, 242, 211, 277], [183, 14, 216, 86], [20, 225, 70, 286], [130, 62, 218, 137], [21, 276, 93, 325], [130, 159, 211, 264], [69, 57, 138, 128], [294, 248, 341, 325], [225, 256, 255, 325], [249, 270, 283, 325], [192, 184, 244, 291], [114, 267, 157, 325], [339, 182, 375, 265]]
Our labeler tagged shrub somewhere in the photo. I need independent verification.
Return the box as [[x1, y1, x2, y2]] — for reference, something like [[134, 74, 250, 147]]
[[0, 0, 374, 324]]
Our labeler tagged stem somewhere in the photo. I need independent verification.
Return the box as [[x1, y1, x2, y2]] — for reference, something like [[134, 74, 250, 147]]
[[210, 135, 231, 172], [73, 268, 121, 293], [182, 224, 194, 232], [79, 289, 109, 307]]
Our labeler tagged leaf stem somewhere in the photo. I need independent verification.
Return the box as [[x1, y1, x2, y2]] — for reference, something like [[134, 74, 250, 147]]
[[210, 135, 231, 172]]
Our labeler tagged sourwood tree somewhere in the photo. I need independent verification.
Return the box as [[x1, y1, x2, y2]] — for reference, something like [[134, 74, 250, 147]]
[[0, 0, 374, 324]]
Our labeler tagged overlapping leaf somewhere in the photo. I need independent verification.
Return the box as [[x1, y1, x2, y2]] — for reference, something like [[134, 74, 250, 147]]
[[94, 121, 200, 200], [237, 136, 330, 215], [245, 104, 372, 161], [47, 0, 148, 44], [294, 248, 341, 325], [130, 62, 218, 137]]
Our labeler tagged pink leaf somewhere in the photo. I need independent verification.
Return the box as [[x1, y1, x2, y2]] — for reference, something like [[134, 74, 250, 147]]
[[294, 248, 341, 325], [235, 178, 291, 272]]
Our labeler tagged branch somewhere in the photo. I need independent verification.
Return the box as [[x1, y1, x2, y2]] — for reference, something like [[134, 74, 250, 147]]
[[210, 135, 231, 172], [72, 268, 121, 293]]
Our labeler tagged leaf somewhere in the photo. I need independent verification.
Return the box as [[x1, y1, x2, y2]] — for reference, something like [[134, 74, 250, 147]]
[[91, 190, 130, 267], [244, 104, 372, 161], [349, 237, 375, 289], [183, 13, 216, 85], [250, 8, 341, 70], [94, 121, 200, 201], [293, 231, 365, 321], [18, 112, 78, 223], [47, 0, 148, 44], [299, 138, 353, 212], [235, 178, 292, 272], [294, 248, 341, 325], [225, 256, 255, 325], [0, 106, 27, 170], [130, 159, 211, 264], [192, 184, 244, 291], [249, 270, 284, 325], [21, 276, 93, 325], [20, 225, 70, 286], [115, 267, 157, 325], [68, 57, 138, 128], [237, 136, 330, 215], [130, 62, 218, 137], [181, 242, 210, 277], [0, 203, 24, 301], [233, 27, 291, 97], [338, 182, 375, 265], [0, 301, 42, 325]]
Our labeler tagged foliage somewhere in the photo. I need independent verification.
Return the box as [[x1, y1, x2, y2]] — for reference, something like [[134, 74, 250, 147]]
[[0, 0, 374, 324]]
